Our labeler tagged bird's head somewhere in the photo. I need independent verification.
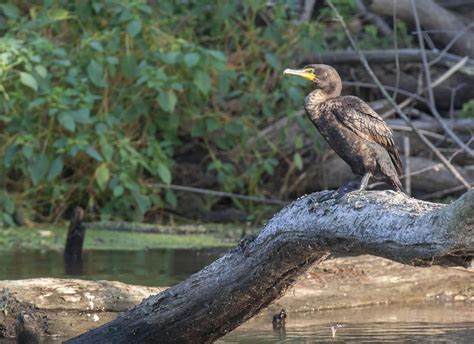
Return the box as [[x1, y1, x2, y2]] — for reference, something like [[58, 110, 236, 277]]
[[283, 64, 342, 98]]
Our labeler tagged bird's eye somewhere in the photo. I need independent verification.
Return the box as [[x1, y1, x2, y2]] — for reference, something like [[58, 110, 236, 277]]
[[304, 68, 314, 74]]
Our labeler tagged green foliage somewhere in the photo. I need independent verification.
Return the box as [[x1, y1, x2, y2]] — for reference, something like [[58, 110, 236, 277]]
[[0, 0, 394, 225], [461, 99, 474, 118]]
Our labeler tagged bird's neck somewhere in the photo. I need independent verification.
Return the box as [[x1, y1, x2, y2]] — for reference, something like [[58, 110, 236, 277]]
[[305, 88, 341, 111]]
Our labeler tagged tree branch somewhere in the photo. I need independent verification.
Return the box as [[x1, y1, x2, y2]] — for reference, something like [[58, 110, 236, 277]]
[[66, 190, 474, 344]]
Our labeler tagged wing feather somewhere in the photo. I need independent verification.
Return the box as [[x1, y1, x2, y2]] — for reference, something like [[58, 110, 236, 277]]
[[330, 96, 402, 175]]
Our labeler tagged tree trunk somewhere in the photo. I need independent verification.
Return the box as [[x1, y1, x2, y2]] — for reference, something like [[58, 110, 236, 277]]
[[66, 190, 474, 344]]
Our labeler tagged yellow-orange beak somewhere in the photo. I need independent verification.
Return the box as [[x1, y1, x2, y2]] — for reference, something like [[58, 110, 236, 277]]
[[283, 68, 316, 82]]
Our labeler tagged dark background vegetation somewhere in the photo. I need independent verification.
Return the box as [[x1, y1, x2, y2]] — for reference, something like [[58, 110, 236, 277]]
[[1, 0, 473, 226]]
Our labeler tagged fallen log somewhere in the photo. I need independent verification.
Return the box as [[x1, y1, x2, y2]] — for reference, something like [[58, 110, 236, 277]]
[[66, 190, 473, 343]]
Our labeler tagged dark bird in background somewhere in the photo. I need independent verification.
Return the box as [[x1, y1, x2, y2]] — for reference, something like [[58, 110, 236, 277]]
[[284, 64, 403, 193], [272, 309, 287, 330]]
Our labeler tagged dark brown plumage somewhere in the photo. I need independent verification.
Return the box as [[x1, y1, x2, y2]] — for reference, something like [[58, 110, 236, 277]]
[[284, 64, 403, 192]]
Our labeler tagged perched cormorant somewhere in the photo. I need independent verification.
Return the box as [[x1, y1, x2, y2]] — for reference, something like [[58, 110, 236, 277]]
[[284, 64, 403, 192]]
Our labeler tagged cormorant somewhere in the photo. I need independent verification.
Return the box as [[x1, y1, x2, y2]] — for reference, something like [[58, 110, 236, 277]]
[[272, 309, 287, 329], [283, 64, 403, 192]]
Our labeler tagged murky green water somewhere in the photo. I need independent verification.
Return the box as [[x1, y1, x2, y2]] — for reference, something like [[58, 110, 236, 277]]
[[0, 248, 226, 286]]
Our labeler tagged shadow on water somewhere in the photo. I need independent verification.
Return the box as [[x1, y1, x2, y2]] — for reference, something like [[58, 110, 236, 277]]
[[0, 248, 226, 286]]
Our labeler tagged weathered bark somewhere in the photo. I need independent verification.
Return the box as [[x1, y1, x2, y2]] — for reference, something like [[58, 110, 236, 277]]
[[67, 190, 474, 344]]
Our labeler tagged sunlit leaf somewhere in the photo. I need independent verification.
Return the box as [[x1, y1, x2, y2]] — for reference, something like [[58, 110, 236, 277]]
[[184, 53, 200, 67], [194, 70, 211, 94], [35, 65, 47, 78], [85, 146, 103, 161], [20, 72, 38, 91], [89, 40, 103, 52], [87, 60, 106, 87], [113, 185, 124, 197], [157, 163, 171, 184], [58, 112, 75, 132], [127, 20, 142, 37], [157, 91, 177, 113], [95, 163, 110, 190], [293, 153, 303, 170]]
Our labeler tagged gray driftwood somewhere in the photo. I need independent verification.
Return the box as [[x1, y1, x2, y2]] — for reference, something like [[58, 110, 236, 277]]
[[66, 190, 474, 344]]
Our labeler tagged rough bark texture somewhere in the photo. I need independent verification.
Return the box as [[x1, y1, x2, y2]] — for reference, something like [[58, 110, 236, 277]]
[[66, 190, 473, 344]]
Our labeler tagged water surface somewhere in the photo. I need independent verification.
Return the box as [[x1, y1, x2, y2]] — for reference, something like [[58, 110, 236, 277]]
[[0, 248, 226, 286], [220, 303, 474, 343]]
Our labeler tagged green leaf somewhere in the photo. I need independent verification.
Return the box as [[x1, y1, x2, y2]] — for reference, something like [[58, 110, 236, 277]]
[[293, 153, 303, 170], [294, 134, 304, 150], [184, 53, 200, 67], [87, 60, 106, 87], [194, 70, 211, 94], [47, 157, 63, 181], [85, 146, 103, 161], [160, 52, 180, 64], [113, 185, 124, 197], [133, 191, 150, 215], [0, 3, 20, 19], [207, 49, 226, 62], [157, 91, 177, 113], [121, 54, 138, 79], [165, 190, 177, 208], [28, 153, 49, 185], [89, 40, 103, 52], [58, 112, 75, 132], [95, 163, 110, 190], [20, 72, 38, 91], [206, 117, 220, 132], [48, 8, 70, 21], [35, 65, 48, 78], [264, 52, 280, 69], [157, 163, 171, 184], [127, 20, 142, 37], [70, 108, 91, 124]]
